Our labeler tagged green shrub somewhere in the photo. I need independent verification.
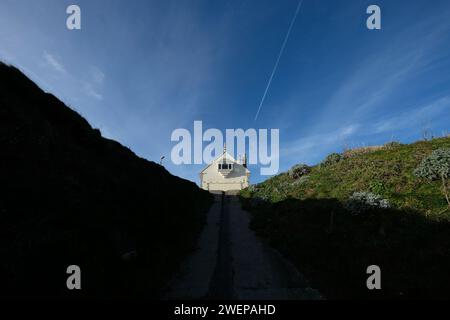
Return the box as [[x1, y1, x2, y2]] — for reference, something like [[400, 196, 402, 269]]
[[321, 152, 342, 167], [288, 164, 311, 179], [414, 148, 450, 180], [345, 191, 390, 215], [414, 148, 450, 207], [369, 181, 386, 195], [292, 175, 310, 186]]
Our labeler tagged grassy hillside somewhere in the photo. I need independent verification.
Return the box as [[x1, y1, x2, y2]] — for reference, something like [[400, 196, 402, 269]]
[[240, 137, 450, 299], [0, 62, 213, 298]]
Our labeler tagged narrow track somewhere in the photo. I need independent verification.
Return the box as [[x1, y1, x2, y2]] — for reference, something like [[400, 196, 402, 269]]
[[163, 191, 321, 300], [206, 192, 234, 299]]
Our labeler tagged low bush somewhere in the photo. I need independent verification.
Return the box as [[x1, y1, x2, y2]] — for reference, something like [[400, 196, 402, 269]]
[[288, 164, 311, 179], [345, 191, 390, 215], [414, 148, 450, 207], [291, 175, 310, 186], [414, 148, 450, 180], [321, 153, 342, 167]]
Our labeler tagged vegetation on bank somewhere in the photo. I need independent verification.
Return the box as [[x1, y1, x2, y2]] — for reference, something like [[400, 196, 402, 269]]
[[240, 137, 450, 299], [0, 62, 213, 298]]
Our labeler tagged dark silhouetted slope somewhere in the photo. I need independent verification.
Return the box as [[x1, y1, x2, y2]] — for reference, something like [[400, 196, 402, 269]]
[[0, 62, 212, 298]]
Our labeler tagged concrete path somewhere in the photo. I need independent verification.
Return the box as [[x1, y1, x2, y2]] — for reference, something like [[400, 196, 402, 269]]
[[163, 191, 321, 300]]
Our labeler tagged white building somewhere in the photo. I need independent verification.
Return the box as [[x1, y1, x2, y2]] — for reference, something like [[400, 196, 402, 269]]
[[199, 146, 250, 192]]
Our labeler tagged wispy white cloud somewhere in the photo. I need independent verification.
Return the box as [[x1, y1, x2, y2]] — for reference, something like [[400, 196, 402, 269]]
[[43, 51, 105, 101], [91, 67, 105, 85], [373, 96, 450, 134], [339, 124, 359, 137], [281, 123, 360, 160], [300, 11, 450, 138], [80, 66, 105, 100], [43, 51, 66, 74], [276, 10, 450, 171], [281, 95, 450, 169], [82, 82, 103, 101]]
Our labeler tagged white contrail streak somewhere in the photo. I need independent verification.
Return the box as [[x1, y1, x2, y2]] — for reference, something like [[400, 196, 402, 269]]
[[254, 0, 304, 121]]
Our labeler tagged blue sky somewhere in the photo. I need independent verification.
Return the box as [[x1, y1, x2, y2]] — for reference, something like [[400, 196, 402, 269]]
[[1, 0, 450, 184]]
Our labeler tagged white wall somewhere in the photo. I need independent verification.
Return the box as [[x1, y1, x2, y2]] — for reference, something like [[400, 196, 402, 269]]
[[200, 162, 249, 191]]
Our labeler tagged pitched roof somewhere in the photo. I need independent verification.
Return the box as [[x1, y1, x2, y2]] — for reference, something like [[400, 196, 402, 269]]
[[199, 151, 250, 174]]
